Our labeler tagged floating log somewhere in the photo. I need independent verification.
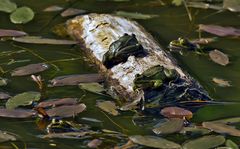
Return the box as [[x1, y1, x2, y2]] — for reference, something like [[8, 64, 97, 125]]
[[66, 14, 211, 110]]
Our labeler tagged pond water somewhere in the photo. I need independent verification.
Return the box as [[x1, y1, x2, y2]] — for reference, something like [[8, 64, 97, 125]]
[[0, 0, 240, 148]]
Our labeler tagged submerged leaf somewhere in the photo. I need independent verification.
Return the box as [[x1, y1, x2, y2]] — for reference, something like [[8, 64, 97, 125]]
[[0, 108, 35, 118], [0, 130, 17, 143], [209, 50, 229, 66], [61, 8, 87, 17], [6, 91, 41, 109], [129, 135, 181, 149], [0, 29, 27, 37], [0, 92, 11, 100], [97, 101, 119, 116], [37, 98, 78, 108], [212, 77, 231, 87], [152, 118, 184, 135], [114, 11, 158, 19], [43, 5, 63, 12], [79, 83, 105, 93], [180, 126, 211, 136], [0, 0, 17, 13], [199, 24, 240, 37], [46, 104, 86, 118], [160, 106, 193, 119], [13, 36, 78, 45], [202, 121, 240, 137], [49, 74, 104, 87], [183, 135, 225, 149], [11, 63, 49, 76], [10, 7, 34, 24]]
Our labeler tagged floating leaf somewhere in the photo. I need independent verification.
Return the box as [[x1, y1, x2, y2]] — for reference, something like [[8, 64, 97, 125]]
[[0, 130, 17, 143], [0, 92, 11, 100], [172, 0, 183, 6], [160, 106, 193, 119], [183, 135, 225, 149], [190, 37, 218, 45], [214, 117, 240, 124], [226, 139, 239, 149], [0, 108, 35, 118], [212, 77, 231, 87], [0, 29, 27, 37], [209, 50, 229, 66], [129, 135, 181, 149], [46, 104, 86, 118], [81, 117, 102, 123], [79, 83, 105, 94], [0, 77, 8, 86], [223, 0, 240, 12], [114, 11, 158, 19], [6, 91, 41, 109], [97, 101, 119, 116], [153, 118, 184, 135], [12, 36, 78, 45], [87, 139, 102, 148], [49, 74, 104, 87], [43, 5, 63, 12], [199, 24, 240, 37], [11, 63, 49, 76], [180, 126, 211, 136], [37, 98, 78, 108], [61, 8, 87, 17], [41, 131, 94, 139], [10, 7, 34, 24], [202, 121, 240, 137], [0, 0, 17, 13]]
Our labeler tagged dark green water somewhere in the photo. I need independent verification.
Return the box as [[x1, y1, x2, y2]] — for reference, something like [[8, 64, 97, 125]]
[[0, 0, 240, 148]]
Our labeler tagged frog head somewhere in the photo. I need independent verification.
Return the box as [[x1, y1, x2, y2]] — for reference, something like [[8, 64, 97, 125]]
[[169, 37, 197, 52]]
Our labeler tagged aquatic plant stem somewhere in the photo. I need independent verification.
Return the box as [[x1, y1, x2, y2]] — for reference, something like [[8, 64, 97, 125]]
[[183, 0, 192, 21]]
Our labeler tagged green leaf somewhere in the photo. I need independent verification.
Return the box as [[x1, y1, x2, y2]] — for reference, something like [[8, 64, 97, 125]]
[[114, 11, 158, 19], [129, 135, 181, 149], [0, 0, 17, 13], [6, 91, 41, 109], [172, 0, 183, 6], [0, 130, 17, 143], [0, 77, 8, 86], [97, 101, 119, 116], [10, 6, 34, 24], [79, 83, 105, 93], [226, 139, 239, 149], [183, 135, 225, 149]]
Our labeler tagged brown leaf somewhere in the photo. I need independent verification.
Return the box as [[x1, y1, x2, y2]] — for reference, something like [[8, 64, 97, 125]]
[[61, 8, 87, 17], [212, 77, 231, 87], [160, 106, 193, 119], [11, 63, 49, 76], [46, 104, 86, 118], [0, 29, 27, 37], [0, 92, 11, 100], [97, 101, 119, 116], [0, 108, 35, 118], [37, 98, 78, 108], [199, 24, 240, 37], [209, 50, 229, 66], [87, 139, 102, 148]]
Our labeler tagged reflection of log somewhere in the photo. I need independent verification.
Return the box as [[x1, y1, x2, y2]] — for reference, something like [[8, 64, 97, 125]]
[[66, 14, 210, 109]]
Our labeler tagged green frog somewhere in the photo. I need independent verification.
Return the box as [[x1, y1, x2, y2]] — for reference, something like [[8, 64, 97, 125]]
[[103, 33, 145, 68], [169, 37, 201, 55], [47, 119, 82, 133], [133, 65, 178, 90]]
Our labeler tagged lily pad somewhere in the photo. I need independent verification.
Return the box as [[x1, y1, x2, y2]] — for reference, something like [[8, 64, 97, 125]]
[[46, 104, 86, 118], [10, 7, 34, 24], [11, 63, 49, 76], [96, 101, 119, 116], [212, 77, 231, 87], [183, 135, 225, 149], [160, 107, 193, 119], [0, 108, 35, 118], [41, 131, 94, 139], [13, 36, 78, 45], [209, 50, 229, 66], [180, 126, 211, 136], [202, 121, 240, 137], [114, 11, 159, 19], [153, 118, 184, 135], [0, 130, 17, 143], [0, 29, 27, 37], [0, 0, 17, 13], [129, 135, 181, 149], [0, 77, 8, 86], [37, 98, 78, 108], [0, 92, 11, 100], [6, 91, 41, 109], [49, 74, 104, 87], [79, 83, 105, 94]]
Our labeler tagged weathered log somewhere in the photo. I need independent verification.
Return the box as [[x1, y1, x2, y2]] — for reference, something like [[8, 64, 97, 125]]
[[66, 14, 211, 110]]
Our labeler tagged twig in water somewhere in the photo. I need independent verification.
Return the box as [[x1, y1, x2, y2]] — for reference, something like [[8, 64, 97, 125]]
[[183, 0, 192, 21]]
